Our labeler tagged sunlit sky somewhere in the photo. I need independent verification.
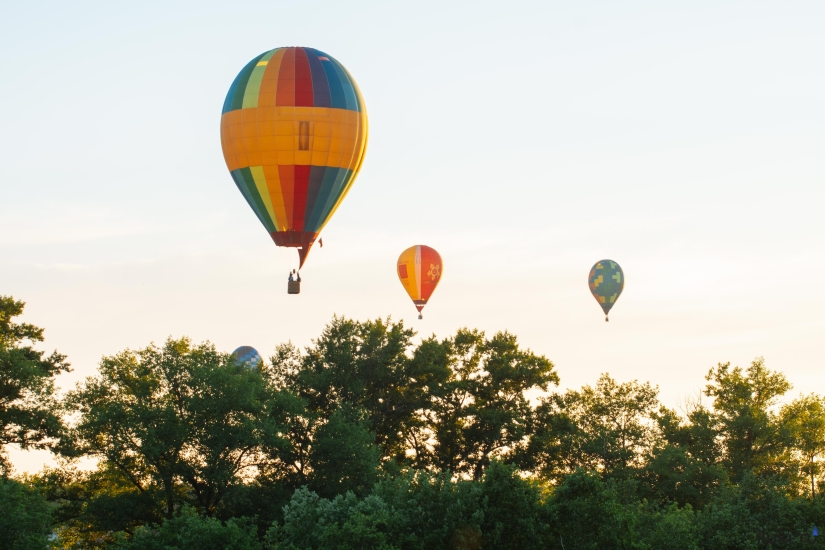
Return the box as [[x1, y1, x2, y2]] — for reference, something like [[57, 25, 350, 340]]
[[2, 0, 824, 473]]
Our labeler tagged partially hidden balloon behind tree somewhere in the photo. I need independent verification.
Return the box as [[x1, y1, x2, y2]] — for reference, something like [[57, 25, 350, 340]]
[[588, 260, 624, 322], [230, 346, 262, 369], [220, 47, 368, 269], [397, 245, 442, 319]]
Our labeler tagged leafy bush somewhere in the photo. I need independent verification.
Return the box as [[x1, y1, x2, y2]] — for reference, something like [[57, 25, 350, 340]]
[[0, 477, 53, 550], [111, 505, 261, 550]]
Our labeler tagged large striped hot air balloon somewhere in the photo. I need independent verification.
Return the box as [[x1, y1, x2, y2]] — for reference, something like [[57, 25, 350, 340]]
[[220, 47, 368, 269], [397, 245, 443, 319], [588, 260, 624, 322]]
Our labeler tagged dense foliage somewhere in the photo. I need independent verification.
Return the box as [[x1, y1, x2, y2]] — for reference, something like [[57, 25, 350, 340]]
[[0, 296, 70, 473], [2, 296, 825, 549], [0, 476, 53, 549]]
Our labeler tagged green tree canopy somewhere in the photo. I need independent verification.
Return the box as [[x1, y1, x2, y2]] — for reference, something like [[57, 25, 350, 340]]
[[415, 329, 558, 478], [271, 318, 558, 480], [112, 505, 261, 550], [645, 404, 728, 509], [307, 406, 382, 499], [781, 394, 825, 496], [532, 374, 659, 480], [6, 306, 825, 548], [27, 464, 162, 547], [64, 337, 292, 517], [0, 295, 70, 473], [0, 477, 53, 550], [704, 358, 793, 481], [270, 316, 431, 464]]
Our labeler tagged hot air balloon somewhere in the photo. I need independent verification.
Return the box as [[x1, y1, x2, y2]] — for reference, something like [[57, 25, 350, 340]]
[[588, 260, 624, 322], [397, 245, 442, 319], [231, 346, 262, 369], [220, 47, 368, 283]]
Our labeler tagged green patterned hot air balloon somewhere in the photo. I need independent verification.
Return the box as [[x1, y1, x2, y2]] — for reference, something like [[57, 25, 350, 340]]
[[588, 260, 624, 322]]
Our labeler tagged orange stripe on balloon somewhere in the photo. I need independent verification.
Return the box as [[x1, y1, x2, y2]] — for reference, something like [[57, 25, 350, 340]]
[[414, 246, 422, 301], [278, 165, 295, 228], [397, 246, 419, 302], [219, 114, 235, 169], [257, 48, 285, 108], [241, 108, 261, 166]]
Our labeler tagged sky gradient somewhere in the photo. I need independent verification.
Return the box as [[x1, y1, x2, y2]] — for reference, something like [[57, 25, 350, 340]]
[[2, 0, 824, 473]]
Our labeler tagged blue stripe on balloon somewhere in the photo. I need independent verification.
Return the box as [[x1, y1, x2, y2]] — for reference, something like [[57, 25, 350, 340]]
[[309, 48, 349, 111], [306, 166, 341, 231], [303, 165, 327, 230], [329, 59, 359, 112], [315, 167, 353, 230], [304, 49, 331, 108]]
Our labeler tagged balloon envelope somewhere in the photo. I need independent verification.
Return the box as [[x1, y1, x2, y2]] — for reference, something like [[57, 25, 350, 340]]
[[231, 346, 262, 369], [220, 47, 368, 268], [397, 245, 442, 314], [588, 260, 624, 319]]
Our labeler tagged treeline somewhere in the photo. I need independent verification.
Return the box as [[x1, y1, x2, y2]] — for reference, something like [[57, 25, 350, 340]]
[[2, 295, 825, 549]]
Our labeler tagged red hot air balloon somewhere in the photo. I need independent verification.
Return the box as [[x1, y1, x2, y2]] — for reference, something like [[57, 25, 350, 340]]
[[397, 245, 442, 319]]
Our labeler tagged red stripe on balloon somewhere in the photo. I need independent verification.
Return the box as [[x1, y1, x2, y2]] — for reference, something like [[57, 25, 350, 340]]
[[276, 48, 296, 106], [292, 165, 311, 231], [294, 48, 314, 107], [418, 246, 442, 302]]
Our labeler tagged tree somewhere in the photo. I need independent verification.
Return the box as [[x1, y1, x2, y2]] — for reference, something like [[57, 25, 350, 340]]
[[271, 318, 558, 479], [0, 477, 53, 550], [704, 358, 793, 481], [781, 394, 825, 496], [545, 469, 632, 550], [64, 337, 291, 518], [267, 462, 552, 550], [633, 501, 699, 550], [424, 329, 558, 479], [538, 374, 659, 479], [271, 317, 432, 464], [644, 405, 728, 509], [477, 461, 549, 549], [694, 474, 811, 550], [111, 505, 261, 550], [307, 407, 382, 499], [371, 470, 484, 549], [265, 488, 398, 550], [0, 295, 70, 472], [27, 464, 163, 548]]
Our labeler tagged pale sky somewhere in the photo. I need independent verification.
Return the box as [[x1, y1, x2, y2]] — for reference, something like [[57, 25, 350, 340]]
[[2, 0, 824, 473]]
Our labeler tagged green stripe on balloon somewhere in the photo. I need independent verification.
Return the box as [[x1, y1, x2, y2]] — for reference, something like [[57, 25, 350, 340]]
[[228, 52, 268, 112], [242, 49, 277, 109]]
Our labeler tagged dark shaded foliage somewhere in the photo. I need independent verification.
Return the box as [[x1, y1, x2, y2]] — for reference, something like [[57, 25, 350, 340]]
[[5, 303, 825, 549], [0, 477, 52, 550], [111, 505, 261, 550]]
